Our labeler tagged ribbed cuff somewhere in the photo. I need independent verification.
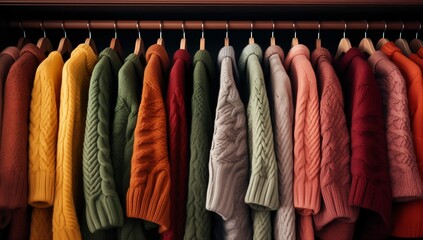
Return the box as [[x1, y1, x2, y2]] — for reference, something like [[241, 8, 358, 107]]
[[245, 173, 279, 211], [85, 195, 124, 232], [0, 170, 27, 209], [294, 177, 320, 215], [391, 166, 423, 201], [28, 170, 55, 207]]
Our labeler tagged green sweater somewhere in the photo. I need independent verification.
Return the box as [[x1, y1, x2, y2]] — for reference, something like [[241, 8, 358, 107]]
[[82, 48, 123, 233], [111, 53, 147, 240], [184, 50, 215, 240]]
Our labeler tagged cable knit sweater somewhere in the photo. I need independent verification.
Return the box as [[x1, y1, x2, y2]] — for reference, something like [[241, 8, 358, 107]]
[[184, 50, 215, 240], [111, 53, 146, 240], [53, 44, 98, 240], [239, 43, 278, 240], [311, 48, 359, 240], [126, 44, 171, 232], [264, 45, 295, 240], [82, 48, 124, 233], [206, 46, 252, 240], [382, 42, 423, 238], [369, 50, 423, 201], [163, 49, 191, 240], [285, 44, 320, 240], [336, 48, 391, 240]]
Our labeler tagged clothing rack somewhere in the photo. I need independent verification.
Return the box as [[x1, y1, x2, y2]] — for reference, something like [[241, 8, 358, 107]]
[[10, 20, 422, 31]]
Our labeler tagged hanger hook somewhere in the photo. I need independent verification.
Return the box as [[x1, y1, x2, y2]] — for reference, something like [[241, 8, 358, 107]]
[[364, 20, 369, 38], [114, 20, 118, 39], [136, 20, 141, 39], [62, 21, 67, 38], [40, 21, 46, 38], [272, 20, 275, 38], [416, 21, 421, 39], [226, 21, 229, 39], [201, 21, 204, 39], [250, 21, 254, 39], [400, 21, 404, 39], [293, 21, 297, 38], [343, 21, 347, 38], [382, 20, 387, 39], [19, 21, 26, 38], [318, 21, 321, 40], [87, 21, 92, 39], [159, 21, 162, 39], [182, 21, 185, 39]]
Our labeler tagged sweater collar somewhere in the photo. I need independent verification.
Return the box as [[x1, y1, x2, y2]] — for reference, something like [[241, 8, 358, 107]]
[[146, 44, 170, 73], [368, 50, 389, 74], [0, 46, 20, 61], [20, 43, 45, 64], [311, 47, 332, 68], [99, 48, 123, 76], [335, 47, 364, 76], [284, 44, 310, 70], [193, 49, 215, 81], [173, 49, 191, 65], [264, 45, 284, 71], [218, 46, 239, 82], [71, 44, 98, 75], [380, 41, 402, 60], [238, 43, 263, 75]]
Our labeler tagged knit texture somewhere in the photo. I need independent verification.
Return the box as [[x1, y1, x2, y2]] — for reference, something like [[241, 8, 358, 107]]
[[0, 44, 45, 210], [184, 50, 215, 240], [382, 42, 423, 238], [82, 48, 124, 232], [126, 44, 171, 233], [206, 46, 252, 240], [264, 45, 296, 240], [53, 44, 98, 240], [111, 53, 146, 240], [311, 47, 359, 240], [336, 47, 391, 239], [369, 50, 423, 201], [30, 207, 52, 240], [162, 49, 191, 240], [239, 43, 278, 240]]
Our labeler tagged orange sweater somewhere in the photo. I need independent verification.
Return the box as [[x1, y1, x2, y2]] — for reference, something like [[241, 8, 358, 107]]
[[382, 42, 423, 238], [126, 44, 171, 232]]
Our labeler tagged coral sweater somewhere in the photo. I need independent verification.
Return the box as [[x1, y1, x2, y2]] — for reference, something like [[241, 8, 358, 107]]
[[53, 44, 98, 240], [126, 44, 171, 232]]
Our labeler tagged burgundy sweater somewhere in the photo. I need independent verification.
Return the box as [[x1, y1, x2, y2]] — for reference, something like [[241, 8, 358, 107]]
[[335, 48, 392, 240], [162, 49, 191, 240]]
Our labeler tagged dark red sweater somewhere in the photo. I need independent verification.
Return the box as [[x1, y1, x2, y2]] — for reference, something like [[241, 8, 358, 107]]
[[335, 48, 392, 240], [162, 49, 191, 240]]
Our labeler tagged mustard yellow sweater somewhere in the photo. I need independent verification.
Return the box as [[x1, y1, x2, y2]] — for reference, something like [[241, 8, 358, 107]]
[[53, 44, 97, 240]]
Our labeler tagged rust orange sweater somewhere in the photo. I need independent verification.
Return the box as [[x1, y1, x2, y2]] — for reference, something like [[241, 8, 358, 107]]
[[126, 44, 171, 233]]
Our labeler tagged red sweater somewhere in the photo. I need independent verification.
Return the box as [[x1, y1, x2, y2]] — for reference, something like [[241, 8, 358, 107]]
[[335, 48, 392, 240], [162, 49, 191, 240]]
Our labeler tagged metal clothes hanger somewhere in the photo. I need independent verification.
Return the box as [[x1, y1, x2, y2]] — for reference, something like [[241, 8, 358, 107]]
[[291, 22, 299, 47], [85, 21, 98, 55], [110, 21, 124, 60], [376, 21, 389, 50], [36, 21, 53, 56], [134, 20, 146, 57], [224, 22, 229, 47], [249, 21, 255, 44], [335, 21, 352, 59], [180, 21, 187, 50], [395, 21, 412, 56], [410, 21, 423, 53], [315, 21, 321, 49], [358, 20, 376, 55], [270, 21, 276, 46], [200, 21, 206, 50], [157, 21, 164, 46], [57, 21, 73, 58], [17, 22, 30, 49]]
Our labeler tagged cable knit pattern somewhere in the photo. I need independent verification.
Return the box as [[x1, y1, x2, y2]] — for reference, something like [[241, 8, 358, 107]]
[[53, 44, 98, 240], [206, 46, 252, 240], [126, 44, 171, 233], [184, 50, 215, 240], [311, 48, 359, 240], [82, 48, 123, 232], [369, 50, 423, 201], [239, 43, 278, 240], [111, 53, 145, 240], [264, 45, 296, 240]]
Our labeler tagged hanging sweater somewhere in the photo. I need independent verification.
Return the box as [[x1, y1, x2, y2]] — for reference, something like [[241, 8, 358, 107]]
[[0, 44, 45, 210], [82, 48, 124, 232], [206, 46, 252, 240], [284, 44, 320, 240], [184, 50, 215, 240], [238, 43, 278, 240], [369, 50, 423, 201], [126, 44, 171, 233], [382, 42, 423, 238], [311, 47, 359, 240], [111, 53, 146, 240], [53, 44, 98, 240], [264, 45, 295, 240], [335, 48, 391, 240], [163, 49, 191, 240]]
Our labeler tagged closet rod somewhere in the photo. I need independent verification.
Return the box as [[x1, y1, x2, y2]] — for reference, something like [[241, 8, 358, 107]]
[[10, 20, 421, 31]]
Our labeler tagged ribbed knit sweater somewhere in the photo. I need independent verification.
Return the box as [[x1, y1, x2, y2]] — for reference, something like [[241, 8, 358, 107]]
[[239, 43, 278, 240], [126, 44, 171, 233], [163, 49, 191, 240], [53, 44, 98, 240], [184, 50, 215, 240], [311, 47, 359, 240], [111, 53, 146, 240], [336, 48, 391, 239], [0, 44, 45, 210], [206, 46, 252, 240], [264, 45, 295, 240], [369, 50, 423, 201], [382, 42, 423, 238], [82, 48, 124, 233]]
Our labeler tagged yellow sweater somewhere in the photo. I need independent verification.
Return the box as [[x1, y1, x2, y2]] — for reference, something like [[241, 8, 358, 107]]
[[53, 44, 97, 240]]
